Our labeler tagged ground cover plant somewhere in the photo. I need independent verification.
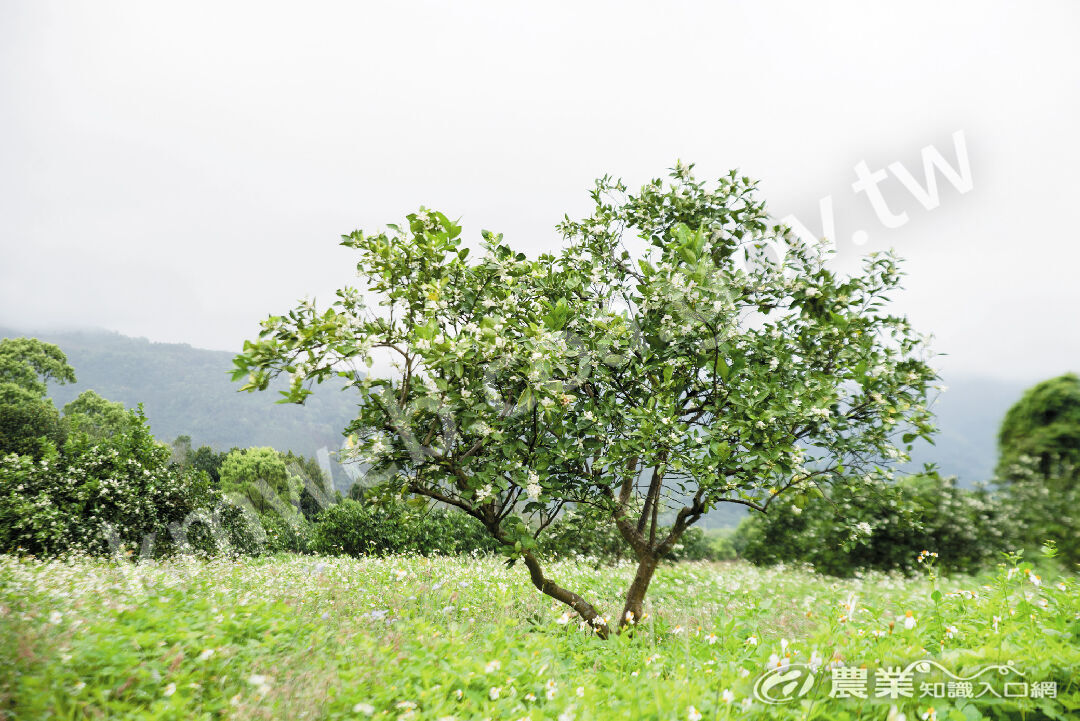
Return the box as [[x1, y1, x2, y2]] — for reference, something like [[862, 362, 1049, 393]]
[[2, 551, 1077, 721]]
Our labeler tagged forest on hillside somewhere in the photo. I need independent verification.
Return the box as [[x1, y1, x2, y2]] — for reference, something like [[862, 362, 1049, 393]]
[[0, 326, 357, 491]]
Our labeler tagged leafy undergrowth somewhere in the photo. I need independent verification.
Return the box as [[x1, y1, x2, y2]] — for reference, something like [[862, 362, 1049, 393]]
[[1, 553, 1077, 720]]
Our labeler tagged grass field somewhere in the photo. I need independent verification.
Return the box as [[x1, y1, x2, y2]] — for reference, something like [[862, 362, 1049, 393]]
[[2, 553, 1077, 720]]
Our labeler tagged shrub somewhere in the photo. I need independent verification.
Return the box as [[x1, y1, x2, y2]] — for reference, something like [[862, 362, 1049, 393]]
[[311, 496, 497, 557], [998, 455, 1080, 567], [733, 472, 1011, 576], [0, 407, 257, 557], [260, 513, 314, 554]]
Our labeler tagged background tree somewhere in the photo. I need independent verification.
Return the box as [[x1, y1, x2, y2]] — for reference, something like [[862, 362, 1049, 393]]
[[171, 436, 233, 485], [0, 338, 76, 458], [219, 447, 302, 516], [0, 384, 65, 459], [997, 373, 1080, 481], [996, 373, 1080, 564], [234, 164, 937, 635], [281, 450, 336, 520], [0, 337, 77, 396], [63, 390, 133, 441]]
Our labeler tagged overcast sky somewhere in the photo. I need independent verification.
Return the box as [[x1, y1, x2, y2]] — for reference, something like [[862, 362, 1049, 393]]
[[2, 1, 1077, 383]]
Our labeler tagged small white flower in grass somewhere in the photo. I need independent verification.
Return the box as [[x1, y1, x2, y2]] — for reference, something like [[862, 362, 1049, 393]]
[[1057, 582, 1067, 591], [353, 702, 375, 715], [768, 653, 791, 669], [903, 611, 917, 630], [944, 625, 958, 639], [198, 649, 214, 661], [722, 689, 735, 704], [488, 686, 500, 700], [705, 633, 718, 645], [688, 705, 703, 721], [49, 611, 62, 625], [525, 693, 536, 702], [247, 674, 268, 687], [740, 698, 753, 711], [576, 686, 584, 697], [886, 706, 907, 721], [920, 708, 937, 721], [556, 612, 572, 625], [485, 660, 501, 674], [163, 683, 176, 697], [745, 635, 758, 646], [557, 711, 574, 721]]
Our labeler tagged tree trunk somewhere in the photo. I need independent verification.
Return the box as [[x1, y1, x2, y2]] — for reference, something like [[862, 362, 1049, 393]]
[[407, 482, 613, 638], [521, 550, 611, 639], [619, 553, 658, 630]]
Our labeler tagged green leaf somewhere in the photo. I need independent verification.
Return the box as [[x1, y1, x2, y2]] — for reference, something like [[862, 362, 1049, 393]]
[[716, 358, 730, 381]]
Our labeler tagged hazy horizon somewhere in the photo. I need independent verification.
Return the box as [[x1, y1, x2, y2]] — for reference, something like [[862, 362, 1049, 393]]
[[3, 1, 1078, 383]]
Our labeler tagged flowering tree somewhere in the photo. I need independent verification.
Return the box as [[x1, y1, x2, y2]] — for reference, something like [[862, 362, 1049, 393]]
[[233, 164, 937, 636]]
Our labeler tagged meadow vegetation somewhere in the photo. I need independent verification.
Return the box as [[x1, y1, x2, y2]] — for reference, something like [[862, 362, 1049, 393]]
[[2, 552, 1077, 720]]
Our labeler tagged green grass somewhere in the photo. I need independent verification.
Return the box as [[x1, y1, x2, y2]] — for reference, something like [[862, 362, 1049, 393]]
[[1, 553, 1077, 720]]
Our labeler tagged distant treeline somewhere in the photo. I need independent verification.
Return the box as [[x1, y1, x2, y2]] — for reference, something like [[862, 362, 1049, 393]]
[[0, 327, 357, 492]]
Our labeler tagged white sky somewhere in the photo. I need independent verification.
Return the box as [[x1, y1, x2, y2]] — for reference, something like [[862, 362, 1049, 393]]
[[2, 1, 1078, 383]]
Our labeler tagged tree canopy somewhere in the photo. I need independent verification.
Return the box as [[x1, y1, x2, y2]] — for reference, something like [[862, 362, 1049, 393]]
[[219, 446, 302, 516], [63, 390, 133, 442], [234, 164, 937, 635], [0, 338, 76, 458], [0, 337, 77, 397], [997, 373, 1080, 481]]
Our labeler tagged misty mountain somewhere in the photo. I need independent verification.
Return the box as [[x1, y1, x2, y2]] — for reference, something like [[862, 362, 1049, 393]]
[[2, 327, 1034, 511], [905, 376, 1030, 484], [1, 326, 358, 491]]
